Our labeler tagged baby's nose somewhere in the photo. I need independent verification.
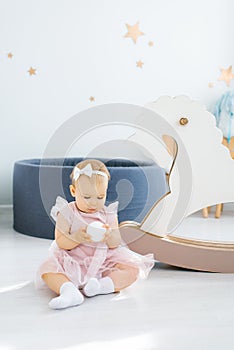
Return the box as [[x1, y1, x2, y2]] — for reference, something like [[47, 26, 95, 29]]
[[90, 198, 97, 206]]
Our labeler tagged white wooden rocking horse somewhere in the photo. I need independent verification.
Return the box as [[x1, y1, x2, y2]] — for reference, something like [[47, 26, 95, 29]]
[[119, 96, 234, 272]]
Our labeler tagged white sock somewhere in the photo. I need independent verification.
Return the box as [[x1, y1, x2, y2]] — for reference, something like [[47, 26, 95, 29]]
[[49, 282, 84, 309], [83, 277, 115, 297]]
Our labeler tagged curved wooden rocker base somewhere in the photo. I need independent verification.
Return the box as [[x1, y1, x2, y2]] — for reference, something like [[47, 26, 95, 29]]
[[119, 223, 234, 273]]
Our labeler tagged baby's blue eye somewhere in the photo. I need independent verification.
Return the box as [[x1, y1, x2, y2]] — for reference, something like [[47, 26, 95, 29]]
[[97, 197, 104, 200], [84, 196, 91, 199]]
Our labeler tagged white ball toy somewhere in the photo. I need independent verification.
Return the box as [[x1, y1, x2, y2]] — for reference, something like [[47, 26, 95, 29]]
[[87, 221, 106, 242]]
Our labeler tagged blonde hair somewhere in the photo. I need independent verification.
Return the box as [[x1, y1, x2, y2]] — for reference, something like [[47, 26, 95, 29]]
[[70, 159, 110, 186]]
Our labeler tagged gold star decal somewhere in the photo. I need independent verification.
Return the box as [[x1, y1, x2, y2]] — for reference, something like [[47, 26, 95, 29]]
[[124, 21, 144, 44], [148, 41, 154, 47], [28, 67, 37, 76], [7, 52, 13, 59], [218, 66, 234, 86], [136, 60, 144, 68], [89, 96, 95, 102], [208, 82, 214, 88]]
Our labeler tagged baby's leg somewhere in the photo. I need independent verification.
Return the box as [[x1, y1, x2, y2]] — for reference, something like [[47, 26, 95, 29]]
[[42, 272, 84, 309], [104, 263, 139, 292], [83, 263, 139, 297], [42, 272, 70, 294]]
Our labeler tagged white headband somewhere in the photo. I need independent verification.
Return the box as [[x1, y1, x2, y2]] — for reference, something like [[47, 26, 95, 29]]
[[73, 163, 108, 181]]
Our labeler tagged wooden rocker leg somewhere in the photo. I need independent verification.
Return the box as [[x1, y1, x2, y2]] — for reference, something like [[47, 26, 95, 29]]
[[202, 207, 209, 218], [215, 204, 222, 218]]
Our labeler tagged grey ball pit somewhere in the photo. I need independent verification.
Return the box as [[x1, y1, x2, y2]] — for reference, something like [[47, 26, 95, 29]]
[[13, 158, 167, 239]]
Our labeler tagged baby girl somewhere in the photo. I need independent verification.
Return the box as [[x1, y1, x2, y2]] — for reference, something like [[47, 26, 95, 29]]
[[36, 159, 154, 309]]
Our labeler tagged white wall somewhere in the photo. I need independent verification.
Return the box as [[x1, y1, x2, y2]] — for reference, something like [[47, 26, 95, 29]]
[[0, 0, 233, 204]]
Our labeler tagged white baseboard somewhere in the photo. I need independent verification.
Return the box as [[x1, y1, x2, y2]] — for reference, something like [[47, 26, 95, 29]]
[[0, 204, 13, 209]]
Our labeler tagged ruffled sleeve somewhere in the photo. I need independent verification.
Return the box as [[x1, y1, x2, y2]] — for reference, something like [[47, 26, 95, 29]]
[[50, 196, 72, 222], [105, 201, 119, 227]]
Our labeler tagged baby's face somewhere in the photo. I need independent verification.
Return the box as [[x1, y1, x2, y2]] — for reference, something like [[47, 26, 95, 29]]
[[70, 175, 108, 213]]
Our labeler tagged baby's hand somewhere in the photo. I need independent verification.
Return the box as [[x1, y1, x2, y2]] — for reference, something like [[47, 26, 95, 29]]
[[102, 224, 112, 242], [71, 227, 92, 243]]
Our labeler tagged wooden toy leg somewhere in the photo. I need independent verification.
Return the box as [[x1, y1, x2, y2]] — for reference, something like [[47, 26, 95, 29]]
[[215, 204, 222, 218], [202, 207, 209, 218]]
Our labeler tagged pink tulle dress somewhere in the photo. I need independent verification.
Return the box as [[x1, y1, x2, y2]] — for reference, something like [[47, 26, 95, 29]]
[[35, 196, 155, 289]]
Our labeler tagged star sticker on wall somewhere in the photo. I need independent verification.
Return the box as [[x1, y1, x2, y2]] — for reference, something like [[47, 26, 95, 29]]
[[7, 52, 13, 59], [218, 66, 234, 86], [89, 96, 95, 102], [28, 67, 37, 76], [124, 21, 144, 44], [136, 60, 144, 68], [148, 41, 154, 47]]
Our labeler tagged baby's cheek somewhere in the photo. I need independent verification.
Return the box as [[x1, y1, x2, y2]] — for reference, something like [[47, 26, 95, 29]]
[[99, 199, 105, 207]]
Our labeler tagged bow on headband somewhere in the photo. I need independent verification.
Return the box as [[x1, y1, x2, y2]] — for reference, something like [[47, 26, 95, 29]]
[[73, 163, 108, 181], [73, 164, 93, 181]]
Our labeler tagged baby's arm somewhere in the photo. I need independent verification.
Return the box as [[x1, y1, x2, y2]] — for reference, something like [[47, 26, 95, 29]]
[[55, 212, 81, 250], [105, 217, 121, 249], [55, 211, 92, 249]]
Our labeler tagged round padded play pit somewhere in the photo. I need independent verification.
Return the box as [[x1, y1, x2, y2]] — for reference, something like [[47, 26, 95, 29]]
[[13, 158, 167, 239]]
